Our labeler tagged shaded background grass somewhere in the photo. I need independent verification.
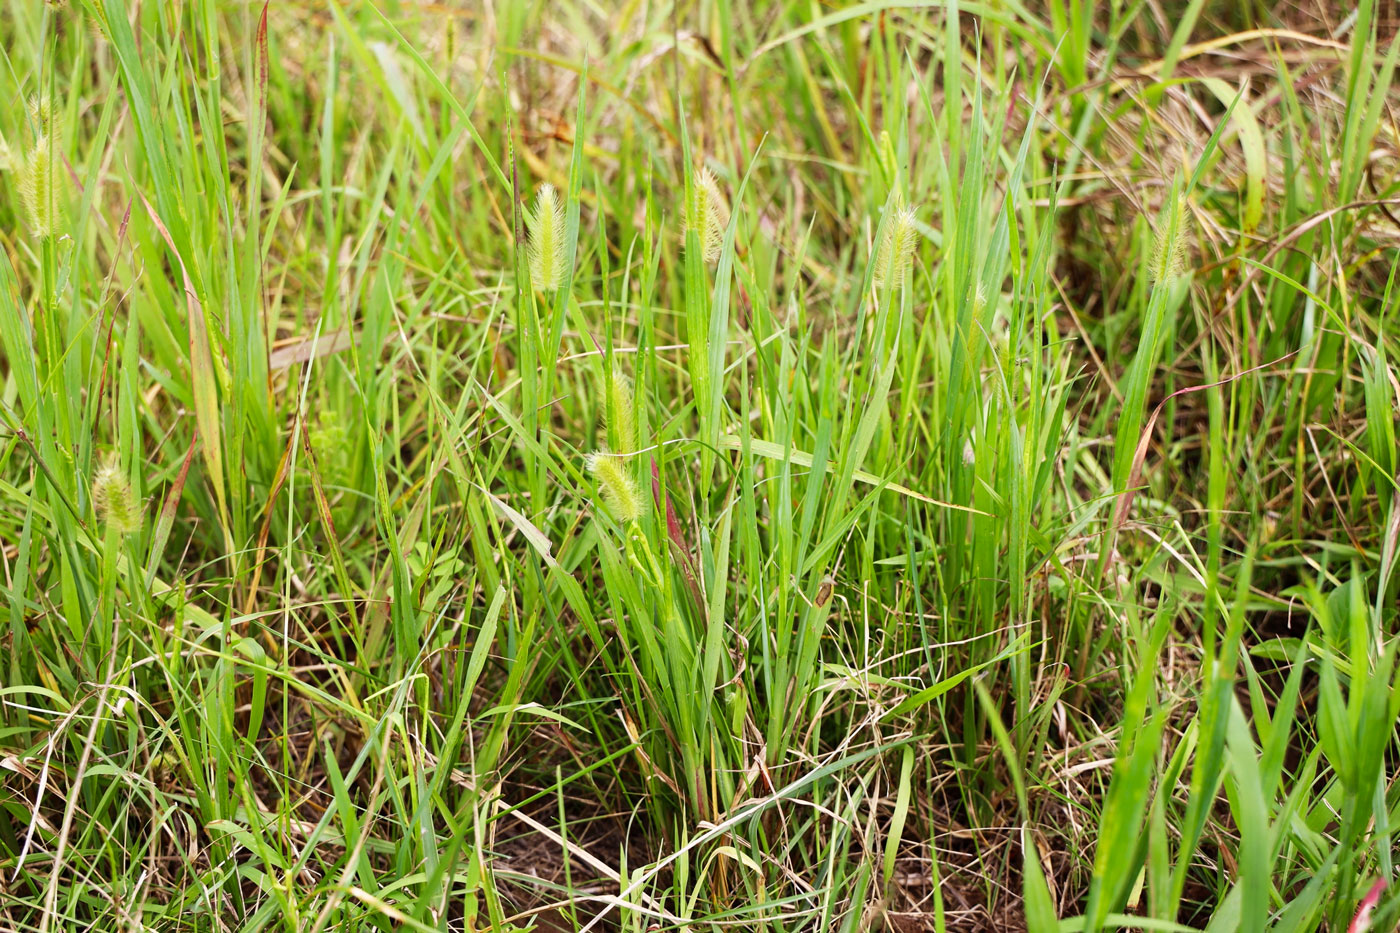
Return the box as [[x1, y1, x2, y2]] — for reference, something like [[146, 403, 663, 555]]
[[1, 0, 1398, 930]]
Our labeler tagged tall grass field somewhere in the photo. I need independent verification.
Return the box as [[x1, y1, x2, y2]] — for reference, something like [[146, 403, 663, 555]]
[[1, 1, 1399, 930]]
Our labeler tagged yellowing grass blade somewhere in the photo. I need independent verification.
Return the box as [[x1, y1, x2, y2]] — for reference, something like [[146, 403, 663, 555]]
[[137, 191, 232, 554], [718, 435, 987, 514]]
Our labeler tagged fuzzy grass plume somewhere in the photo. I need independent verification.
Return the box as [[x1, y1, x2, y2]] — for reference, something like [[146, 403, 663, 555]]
[[604, 367, 637, 456], [18, 97, 61, 238], [85, 0, 111, 40], [92, 455, 140, 535], [1150, 192, 1191, 284], [873, 202, 918, 288], [526, 182, 568, 290], [878, 129, 898, 182], [687, 166, 727, 264], [586, 451, 644, 523]]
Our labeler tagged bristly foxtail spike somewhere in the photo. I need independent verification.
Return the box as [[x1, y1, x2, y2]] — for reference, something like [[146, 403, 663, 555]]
[[878, 129, 898, 185], [93, 454, 141, 536], [19, 96, 62, 238], [605, 366, 637, 456], [873, 201, 918, 289], [526, 183, 568, 291], [586, 451, 645, 523], [688, 166, 727, 265], [1150, 191, 1191, 285]]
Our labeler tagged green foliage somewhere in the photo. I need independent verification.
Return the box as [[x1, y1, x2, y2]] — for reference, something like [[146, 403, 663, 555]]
[[0, 1, 1396, 931]]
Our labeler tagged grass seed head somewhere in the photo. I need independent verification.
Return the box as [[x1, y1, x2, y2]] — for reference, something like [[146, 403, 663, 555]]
[[29, 96, 57, 137], [605, 367, 637, 456], [688, 166, 727, 264], [587, 451, 645, 523], [873, 202, 918, 288], [1150, 193, 1191, 285], [86, 2, 111, 39], [526, 182, 568, 291], [20, 135, 59, 238], [93, 455, 141, 535], [878, 129, 898, 182], [18, 98, 62, 238]]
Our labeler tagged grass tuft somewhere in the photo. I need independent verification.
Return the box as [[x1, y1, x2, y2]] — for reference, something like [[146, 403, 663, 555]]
[[0, 2, 1396, 931]]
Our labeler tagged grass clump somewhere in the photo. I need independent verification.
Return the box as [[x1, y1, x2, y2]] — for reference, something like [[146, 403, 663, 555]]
[[0, 1, 1398, 932]]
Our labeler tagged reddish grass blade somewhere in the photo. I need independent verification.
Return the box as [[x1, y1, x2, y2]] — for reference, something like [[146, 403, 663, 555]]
[[1347, 879, 1387, 933], [650, 457, 703, 613]]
